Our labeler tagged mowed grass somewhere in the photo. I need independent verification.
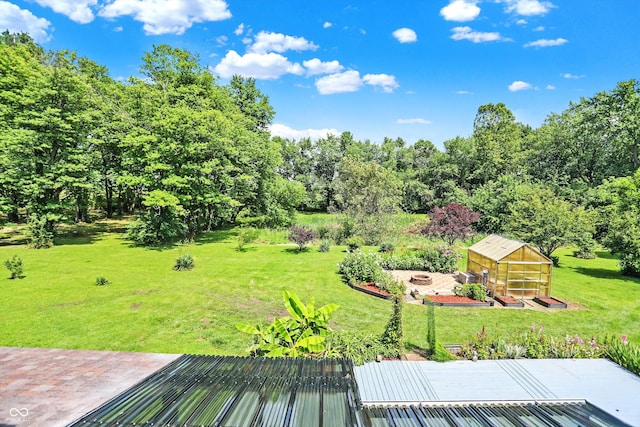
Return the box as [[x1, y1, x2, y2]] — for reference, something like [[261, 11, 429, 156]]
[[1, 218, 639, 356]]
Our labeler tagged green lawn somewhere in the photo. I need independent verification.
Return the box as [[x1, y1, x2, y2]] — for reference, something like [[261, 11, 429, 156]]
[[1, 219, 638, 356]]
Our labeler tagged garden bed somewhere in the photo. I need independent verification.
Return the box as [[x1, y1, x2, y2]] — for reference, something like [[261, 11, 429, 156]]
[[424, 295, 493, 307], [349, 282, 391, 300], [533, 296, 567, 308], [494, 295, 525, 308]]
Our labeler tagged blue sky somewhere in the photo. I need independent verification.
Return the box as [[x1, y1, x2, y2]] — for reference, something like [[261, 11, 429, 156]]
[[2, 1, 639, 147]]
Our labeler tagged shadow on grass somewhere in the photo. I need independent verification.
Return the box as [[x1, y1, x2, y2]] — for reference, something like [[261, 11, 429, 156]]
[[194, 229, 236, 245], [595, 250, 617, 260], [54, 218, 130, 246], [283, 247, 309, 254], [569, 266, 640, 283]]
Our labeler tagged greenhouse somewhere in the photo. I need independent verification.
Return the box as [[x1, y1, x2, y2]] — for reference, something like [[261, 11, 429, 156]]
[[467, 234, 552, 299]]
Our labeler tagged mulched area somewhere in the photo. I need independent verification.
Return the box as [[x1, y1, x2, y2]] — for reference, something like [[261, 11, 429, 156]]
[[425, 295, 494, 306], [0, 346, 180, 427]]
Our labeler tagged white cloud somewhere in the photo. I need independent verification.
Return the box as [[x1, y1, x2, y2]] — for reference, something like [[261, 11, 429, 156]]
[[323, 21, 332, 29], [440, 0, 480, 22], [534, 26, 545, 31], [397, 118, 431, 125], [524, 37, 567, 48], [451, 26, 502, 43], [563, 73, 584, 79], [114, 25, 123, 32], [516, 19, 527, 25], [99, 0, 231, 35], [216, 35, 228, 46], [456, 90, 473, 95], [315, 70, 363, 95], [270, 123, 340, 140], [508, 80, 532, 91], [234, 23, 244, 35], [303, 58, 344, 76], [363, 73, 399, 93], [546, 84, 556, 90], [35, 0, 96, 24], [248, 31, 318, 54], [0, 1, 52, 42], [503, 0, 554, 16], [213, 50, 304, 80], [392, 27, 417, 43]]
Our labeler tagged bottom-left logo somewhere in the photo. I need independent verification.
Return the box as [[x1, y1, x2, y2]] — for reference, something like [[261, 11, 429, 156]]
[[10, 407, 29, 417]]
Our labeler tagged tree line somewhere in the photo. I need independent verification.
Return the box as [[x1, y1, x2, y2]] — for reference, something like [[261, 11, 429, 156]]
[[1, 33, 639, 275]]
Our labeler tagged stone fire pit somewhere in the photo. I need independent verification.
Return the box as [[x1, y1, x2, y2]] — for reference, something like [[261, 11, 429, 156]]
[[410, 274, 432, 286]]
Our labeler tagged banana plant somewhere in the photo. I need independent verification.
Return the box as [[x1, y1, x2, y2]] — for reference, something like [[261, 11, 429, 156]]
[[236, 291, 339, 357]]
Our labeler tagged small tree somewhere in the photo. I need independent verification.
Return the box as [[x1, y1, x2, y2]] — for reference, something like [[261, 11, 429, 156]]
[[425, 299, 436, 357], [381, 293, 404, 356], [423, 203, 480, 245], [4, 255, 24, 279], [288, 225, 316, 252]]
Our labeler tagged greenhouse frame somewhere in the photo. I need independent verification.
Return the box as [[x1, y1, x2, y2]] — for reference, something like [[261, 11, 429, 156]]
[[467, 234, 553, 299]]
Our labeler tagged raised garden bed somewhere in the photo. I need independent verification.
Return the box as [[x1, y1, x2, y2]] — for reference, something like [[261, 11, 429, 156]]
[[424, 295, 493, 307], [533, 296, 567, 308], [410, 274, 432, 286], [494, 295, 525, 307], [349, 282, 391, 300]]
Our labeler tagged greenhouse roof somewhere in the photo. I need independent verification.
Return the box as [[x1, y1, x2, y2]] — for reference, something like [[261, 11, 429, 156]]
[[468, 234, 550, 262]]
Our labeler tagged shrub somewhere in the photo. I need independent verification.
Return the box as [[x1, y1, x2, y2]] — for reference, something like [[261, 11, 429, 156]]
[[374, 270, 406, 295], [318, 240, 331, 253], [4, 255, 24, 279], [381, 294, 404, 357], [379, 242, 395, 253], [27, 214, 54, 249], [380, 253, 424, 270], [604, 335, 640, 376], [337, 250, 382, 285], [454, 283, 487, 301], [236, 227, 259, 252], [550, 255, 560, 267], [315, 225, 331, 240], [288, 225, 316, 252], [345, 236, 364, 252], [573, 247, 597, 259], [127, 210, 186, 246], [334, 216, 356, 244], [327, 330, 388, 365], [95, 276, 110, 286], [424, 245, 460, 273], [174, 254, 195, 271]]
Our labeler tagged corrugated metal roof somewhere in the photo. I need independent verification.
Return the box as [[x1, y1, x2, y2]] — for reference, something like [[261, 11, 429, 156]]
[[362, 402, 630, 427], [67, 355, 363, 427], [468, 234, 528, 261]]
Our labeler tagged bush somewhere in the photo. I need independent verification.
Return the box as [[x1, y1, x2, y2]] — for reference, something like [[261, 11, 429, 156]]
[[337, 250, 382, 285], [381, 294, 404, 356], [573, 247, 597, 259], [127, 210, 186, 246], [236, 227, 259, 252], [288, 225, 316, 252], [327, 330, 389, 365], [334, 216, 356, 244], [95, 276, 110, 286], [423, 245, 460, 273], [379, 242, 395, 253], [345, 236, 365, 252], [174, 254, 195, 271], [4, 255, 24, 279], [318, 240, 331, 253], [374, 270, 406, 295], [380, 253, 424, 270], [454, 283, 487, 301], [604, 335, 640, 376], [315, 225, 331, 240], [27, 214, 54, 249]]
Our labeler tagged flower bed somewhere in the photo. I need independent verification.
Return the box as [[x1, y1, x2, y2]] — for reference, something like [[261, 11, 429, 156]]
[[349, 282, 391, 300], [533, 296, 567, 308], [424, 295, 493, 307], [494, 295, 525, 307]]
